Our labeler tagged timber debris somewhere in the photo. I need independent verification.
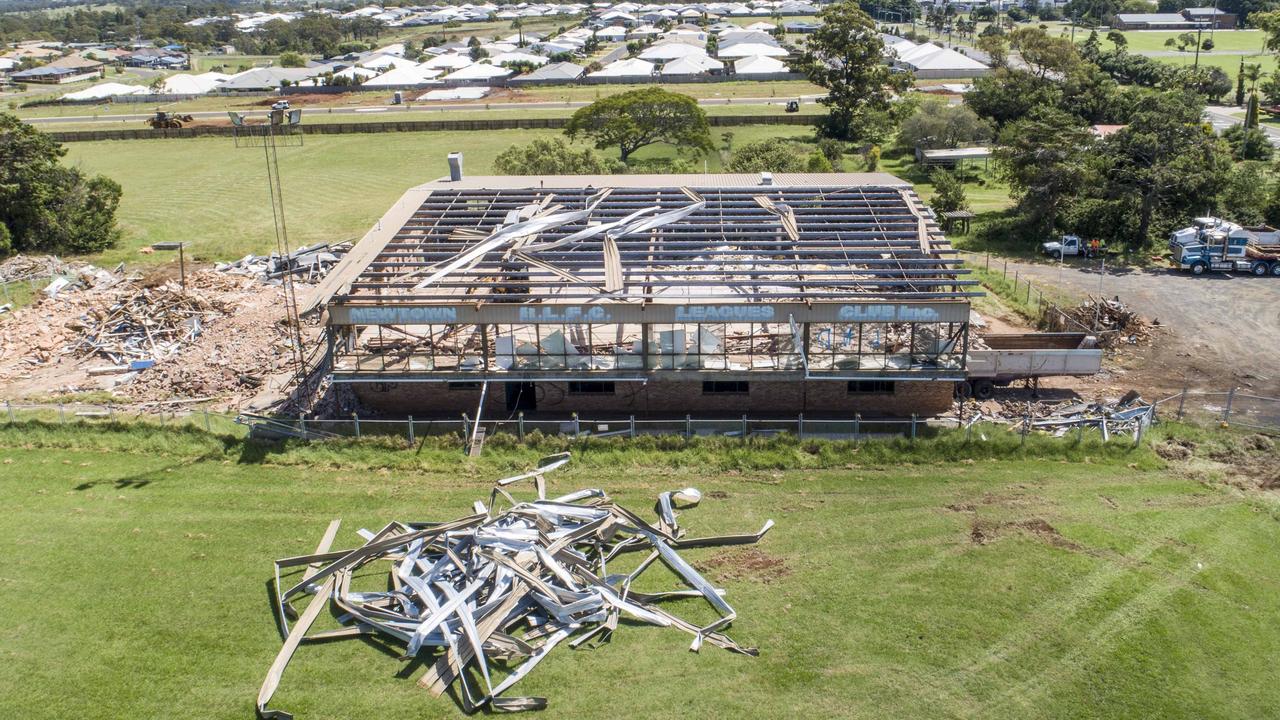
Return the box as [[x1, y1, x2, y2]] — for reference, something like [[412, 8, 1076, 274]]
[[258, 453, 773, 717], [1043, 296, 1152, 347]]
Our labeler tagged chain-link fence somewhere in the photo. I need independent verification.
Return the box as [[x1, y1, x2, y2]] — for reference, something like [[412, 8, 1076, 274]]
[[1154, 388, 1280, 433]]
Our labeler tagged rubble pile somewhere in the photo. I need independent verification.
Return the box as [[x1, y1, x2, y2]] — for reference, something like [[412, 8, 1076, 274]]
[[216, 241, 351, 283], [964, 391, 1154, 440], [1044, 296, 1152, 347], [259, 453, 773, 717], [0, 257, 302, 406], [69, 281, 229, 366]]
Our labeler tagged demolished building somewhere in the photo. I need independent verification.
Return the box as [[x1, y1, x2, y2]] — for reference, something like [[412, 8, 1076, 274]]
[[307, 171, 980, 418]]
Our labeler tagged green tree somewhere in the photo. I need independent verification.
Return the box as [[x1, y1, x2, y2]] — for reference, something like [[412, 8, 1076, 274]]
[[278, 51, 306, 67], [0, 113, 121, 256], [564, 88, 713, 162], [928, 169, 969, 213], [726, 138, 808, 172], [1218, 161, 1271, 225], [1236, 58, 1247, 106], [897, 97, 994, 150], [493, 138, 617, 175], [1105, 30, 1127, 50], [1100, 91, 1234, 244], [1009, 26, 1081, 78], [794, 0, 912, 141], [1222, 125, 1274, 160], [994, 107, 1097, 234], [965, 68, 1062, 128], [975, 33, 1008, 67], [1245, 92, 1261, 128]]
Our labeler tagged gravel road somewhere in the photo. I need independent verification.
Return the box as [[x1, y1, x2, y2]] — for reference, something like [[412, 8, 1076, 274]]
[[985, 255, 1280, 397]]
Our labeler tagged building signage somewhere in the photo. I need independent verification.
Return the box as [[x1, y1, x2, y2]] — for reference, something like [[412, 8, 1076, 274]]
[[337, 301, 967, 326], [517, 306, 613, 323], [674, 305, 776, 322], [837, 305, 941, 322], [349, 306, 459, 325]]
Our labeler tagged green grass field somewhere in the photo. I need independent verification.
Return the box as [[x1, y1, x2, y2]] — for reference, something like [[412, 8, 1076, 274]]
[[1102, 29, 1267, 54], [0, 422, 1278, 719], [62, 124, 816, 265]]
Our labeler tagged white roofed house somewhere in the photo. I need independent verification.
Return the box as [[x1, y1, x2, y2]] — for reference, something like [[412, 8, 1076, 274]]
[[442, 62, 517, 81], [491, 51, 551, 67], [892, 43, 989, 78], [639, 42, 710, 61], [732, 54, 788, 75], [716, 41, 789, 58], [588, 57, 655, 77], [511, 61, 586, 82], [362, 64, 444, 86], [423, 53, 475, 70], [594, 25, 630, 41], [660, 53, 724, 75]]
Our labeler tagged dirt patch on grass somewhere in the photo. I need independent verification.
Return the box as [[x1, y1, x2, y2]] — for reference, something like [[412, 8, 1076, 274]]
[[970, 517, 1085, 552], [696, 547, 791, 585]]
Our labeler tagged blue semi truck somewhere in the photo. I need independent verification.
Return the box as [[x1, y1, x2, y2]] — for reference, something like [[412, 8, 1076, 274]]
[[1169, 217, 1280, 277]]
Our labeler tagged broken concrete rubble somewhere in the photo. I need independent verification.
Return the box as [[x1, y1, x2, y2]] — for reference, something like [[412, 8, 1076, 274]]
[[259, 452, 773, 717]]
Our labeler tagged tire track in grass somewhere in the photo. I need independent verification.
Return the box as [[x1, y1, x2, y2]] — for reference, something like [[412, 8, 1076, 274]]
[[982, 512, 1231, 716], [903, 509, 1215, 712]]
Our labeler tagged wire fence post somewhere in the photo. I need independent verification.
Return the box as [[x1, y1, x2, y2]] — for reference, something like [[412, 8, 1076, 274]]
[[910, 414, 917, 441], [408, 415, 416, 445], [797, 413, 804, 440], [741, 414, 748, 441], [299, 416, 307, 438], [1021, 402, 1031, 445], [685, 414, 692, 441], [853, 412, 861, 441], [572, 412, 580, 438], [5, 399, 13, 424], [1223, 387, 1236, 425], [1176, 383, 1188, 421], [629, 414, 636, 439], [517, 411, 525, 442], [353, 412, 361, 438], [203, 409, 211, 432]]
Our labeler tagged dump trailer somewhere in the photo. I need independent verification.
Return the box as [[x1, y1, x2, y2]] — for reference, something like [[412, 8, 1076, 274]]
[[960, 332, 1103, 399], [1168, 216, 1280, 276]]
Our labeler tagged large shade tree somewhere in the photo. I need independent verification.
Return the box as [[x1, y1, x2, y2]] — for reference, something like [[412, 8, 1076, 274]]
[[564, 88, 713, 162], [0, 113, 121, 256], [794, 0, 911, 141]]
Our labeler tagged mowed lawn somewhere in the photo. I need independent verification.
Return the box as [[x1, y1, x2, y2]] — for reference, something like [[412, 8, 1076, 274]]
[[1098, 29, 1276, 73], [63, 124, 815, 265], [0, 425, 1278, 719]]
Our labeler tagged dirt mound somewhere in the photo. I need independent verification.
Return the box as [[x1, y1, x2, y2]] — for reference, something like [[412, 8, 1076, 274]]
[[696, 547, 791, 585], [970, 517, 1084, 552]]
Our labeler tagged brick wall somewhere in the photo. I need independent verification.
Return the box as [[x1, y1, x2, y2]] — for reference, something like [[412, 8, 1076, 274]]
[[351, 378, 955, 419]]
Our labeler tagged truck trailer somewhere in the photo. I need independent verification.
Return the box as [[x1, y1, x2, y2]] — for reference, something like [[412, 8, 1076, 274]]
[[1168, 217, 1280, 276], [961, 332, 1103, 400]]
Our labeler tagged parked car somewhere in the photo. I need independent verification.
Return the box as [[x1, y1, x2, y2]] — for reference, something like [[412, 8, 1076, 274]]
[[1042, 234, 1104, 259], [271, 100, 291, 111]]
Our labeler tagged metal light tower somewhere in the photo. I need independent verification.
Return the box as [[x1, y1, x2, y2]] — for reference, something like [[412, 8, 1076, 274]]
[[228, 109, 310, 396]]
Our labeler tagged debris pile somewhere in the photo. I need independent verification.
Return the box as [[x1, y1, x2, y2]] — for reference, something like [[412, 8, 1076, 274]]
[[216, 242, 350, 283], [1044, 296, 1152, 347], [0, 258, 301, 406], [260, 453, 773, 716], [964, 391, 1154, 440], [69, 281, 228, 367]]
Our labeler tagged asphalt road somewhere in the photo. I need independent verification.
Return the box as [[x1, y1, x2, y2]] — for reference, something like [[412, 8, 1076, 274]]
[[997, 255, 1280, 396], [1205, 105, 1280, 147], [24, 93, 830, 125]]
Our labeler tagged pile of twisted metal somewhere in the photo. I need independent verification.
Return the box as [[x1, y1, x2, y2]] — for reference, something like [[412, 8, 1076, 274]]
[[258, 452, 774, 718]]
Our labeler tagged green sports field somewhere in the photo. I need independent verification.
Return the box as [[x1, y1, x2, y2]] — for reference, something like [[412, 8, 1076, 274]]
[[61, 125, 817, 265], [0, 423, 1278, 719]]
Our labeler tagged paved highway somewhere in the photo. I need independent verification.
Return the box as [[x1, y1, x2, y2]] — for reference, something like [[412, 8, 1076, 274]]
[[24, 94, 830, 125]]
